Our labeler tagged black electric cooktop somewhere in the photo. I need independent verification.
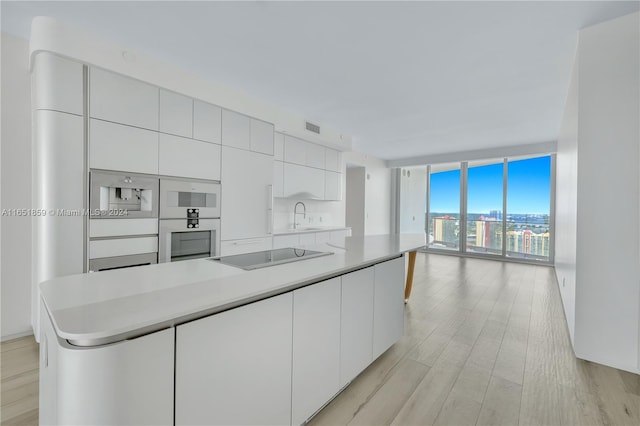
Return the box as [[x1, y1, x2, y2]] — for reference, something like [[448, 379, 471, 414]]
[[210, 248, 333, 270]]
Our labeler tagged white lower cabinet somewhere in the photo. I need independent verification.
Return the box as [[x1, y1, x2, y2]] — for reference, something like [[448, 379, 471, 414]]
[[220, 236, 272, 256], [340, 267, 375, 387], [175, 293, 293, 426], [292, 278, 341, 425], [373, 257, 406, 359]]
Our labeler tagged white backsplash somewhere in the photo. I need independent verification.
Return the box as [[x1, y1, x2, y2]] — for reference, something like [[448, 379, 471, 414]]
[[273, 198, 345, 231]]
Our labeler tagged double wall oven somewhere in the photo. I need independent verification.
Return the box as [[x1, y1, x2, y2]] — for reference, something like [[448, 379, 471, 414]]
[[159, 178, 221, 263]]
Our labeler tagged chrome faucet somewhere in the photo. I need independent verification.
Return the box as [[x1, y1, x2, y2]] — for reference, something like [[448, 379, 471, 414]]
[[293, 202, 306, 230]]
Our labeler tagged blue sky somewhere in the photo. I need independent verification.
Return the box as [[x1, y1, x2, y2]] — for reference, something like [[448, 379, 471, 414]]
[[430, 156, 551, 214]]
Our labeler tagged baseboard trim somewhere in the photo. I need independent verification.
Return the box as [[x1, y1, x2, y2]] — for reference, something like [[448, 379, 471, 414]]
[[1, 330, 35, 342]]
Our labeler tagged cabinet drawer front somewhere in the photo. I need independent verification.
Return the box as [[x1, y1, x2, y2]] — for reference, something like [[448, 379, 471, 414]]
[[89, 119, 159, 174], [284, 135, 307, 165], [159, 89, 193, 138], [272, 234, 299, 249], [90, 67, 159, 130], [306, 143, 326, 169], [193, 100, 222, 143], [220, 237, 272, 256], [159, 134, 221, 181], [89, 236, 158, 259], [90, 219, 158, 238]]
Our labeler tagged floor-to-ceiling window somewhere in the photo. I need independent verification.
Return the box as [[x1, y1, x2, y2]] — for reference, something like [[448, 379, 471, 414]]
[[466, 159, 504, 256], [427, 163, 461, 251], [423, 154, 554, 263], [506, 156, 552, 261]]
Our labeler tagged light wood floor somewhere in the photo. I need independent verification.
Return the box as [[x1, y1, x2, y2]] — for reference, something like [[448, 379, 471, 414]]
[[1, 253, 638, 425]]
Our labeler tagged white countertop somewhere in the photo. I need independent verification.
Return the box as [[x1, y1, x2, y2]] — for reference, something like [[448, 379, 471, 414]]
[[41, 234, 425, 347], [272, 226, 351, 236]]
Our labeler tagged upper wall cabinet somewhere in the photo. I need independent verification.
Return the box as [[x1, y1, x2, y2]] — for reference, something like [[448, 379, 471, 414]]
[[193, 100, 222, 144], [221, 110, 251, 150], [33, 53, 83, 115], [159, 134, 221, 181], [250, 119, 274, 156], [284, 136, 307, 165], [306, 143, 325, 169], [89, 119, 159, 175], [274, 132, 284, 161], [325, 149, 342, 172], [90, 68, 159, 130], [159, 89, 193, 138]]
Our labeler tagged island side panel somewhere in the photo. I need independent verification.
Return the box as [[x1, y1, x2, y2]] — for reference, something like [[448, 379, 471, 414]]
[[39, 303, 174, 426], [373, 256, 406, 359]]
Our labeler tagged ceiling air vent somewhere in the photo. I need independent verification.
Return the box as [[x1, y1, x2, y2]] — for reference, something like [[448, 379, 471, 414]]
[[305, 122, 320, 134]]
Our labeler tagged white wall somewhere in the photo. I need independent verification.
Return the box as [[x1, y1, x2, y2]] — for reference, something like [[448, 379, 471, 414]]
[[399, 167, 427, 234], [1, 33, 33, 339], [554, 48, 579, 344], [343, 151, 392, 236], [345, 167, 366, 237], [555, 12, 639, 373]]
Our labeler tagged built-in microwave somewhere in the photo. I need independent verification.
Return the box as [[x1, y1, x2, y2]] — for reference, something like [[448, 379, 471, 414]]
[[160, 178, 221, 220], [159, 218, 220, 263]]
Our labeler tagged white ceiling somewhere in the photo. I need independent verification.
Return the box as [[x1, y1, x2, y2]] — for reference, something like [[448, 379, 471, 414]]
[[2, 1, 638, 161]]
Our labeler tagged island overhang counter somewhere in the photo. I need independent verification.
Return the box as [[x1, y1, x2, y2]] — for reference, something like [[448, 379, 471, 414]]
[[39, 234, 425, 425]]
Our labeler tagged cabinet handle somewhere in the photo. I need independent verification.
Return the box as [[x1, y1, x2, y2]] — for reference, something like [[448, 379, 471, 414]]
[[267, 185, 273, 234]]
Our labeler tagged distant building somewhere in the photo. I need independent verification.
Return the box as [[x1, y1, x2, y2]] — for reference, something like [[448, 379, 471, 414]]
[[475, 218, 501, 250], [489, 210, 502, 220], [506, 229, 549, 257], [433, 216, 458, 245]]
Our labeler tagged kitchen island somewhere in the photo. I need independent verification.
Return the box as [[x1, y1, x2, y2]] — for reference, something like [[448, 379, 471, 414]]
[[39, 234, 425, 425]]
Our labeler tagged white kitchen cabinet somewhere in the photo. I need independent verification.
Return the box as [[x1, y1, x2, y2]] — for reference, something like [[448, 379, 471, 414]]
[[299, 233, 316, 246], [340, 267, 375, 387], [33, 52, 83, 115], [159, 89, 193, 138], [90, 67, 159, 130], [89, 237, 158, 259], [284, 135, 307, 165], [89, 218, 158, 238], [306, 143, 325, 169], [373, 256, 405, 359], [220, 237, 272, 256], [292, 278, 341, 425], [250, 119, 274, 155], [283, 163, 325, 200], [159, 134, 221, 181], [273, 161, 284, 198], [221, 146, 273, 240], [272, 234, 299, 249], [274, 132, 285, 160], [331, 229, 351, 243], [176, 293, 293, 426], [193, 100, 222, 144], [221, 109, 251, 150], [325, 149, 342, 172], [324, 171, 342, 201], [315, 231, 331, 244], [89, 119, 159, 174]]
